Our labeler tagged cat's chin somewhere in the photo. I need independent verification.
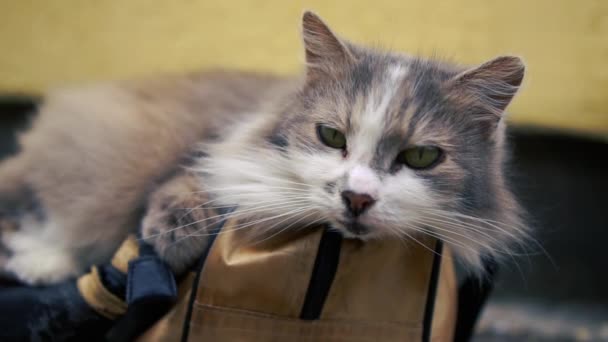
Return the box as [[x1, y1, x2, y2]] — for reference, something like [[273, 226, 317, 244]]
[[331, 220, 374, 240]]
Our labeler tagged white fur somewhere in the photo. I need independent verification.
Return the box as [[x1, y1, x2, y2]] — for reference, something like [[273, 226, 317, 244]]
[[195, 113, 329, 237], [346, 165, 380, 198], [349, 64, 407, 163], [2, 219, 79, 284]]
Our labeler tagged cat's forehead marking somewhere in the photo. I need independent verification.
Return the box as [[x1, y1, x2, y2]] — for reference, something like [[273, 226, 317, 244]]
[[349, 63, 408, 162], [359, 63, 408, 121]]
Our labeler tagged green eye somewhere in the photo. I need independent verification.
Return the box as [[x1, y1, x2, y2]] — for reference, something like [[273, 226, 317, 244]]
[[317, 125, 346, 149], [397, 146, 442, 169]]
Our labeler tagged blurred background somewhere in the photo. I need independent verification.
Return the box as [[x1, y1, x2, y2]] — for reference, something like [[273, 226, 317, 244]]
[[1, 1, 607, 341]]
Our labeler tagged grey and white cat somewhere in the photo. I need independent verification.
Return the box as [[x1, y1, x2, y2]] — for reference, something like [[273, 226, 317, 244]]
[[0, 12, 528, 284]]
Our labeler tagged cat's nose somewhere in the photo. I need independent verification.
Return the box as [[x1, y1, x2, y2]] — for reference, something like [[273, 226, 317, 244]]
[[341, 190, 376, 217]]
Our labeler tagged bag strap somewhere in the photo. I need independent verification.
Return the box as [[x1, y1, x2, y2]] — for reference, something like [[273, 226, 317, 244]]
[[421, 239, 444, 342], [299, 228, 342, 320], [105, 242, 177, 342]]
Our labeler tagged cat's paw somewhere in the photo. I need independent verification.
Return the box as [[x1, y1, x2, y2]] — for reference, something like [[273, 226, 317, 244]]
[[3, 247, 79, 285], [0, 227, 80, 285], [141, 171, 218, 275]]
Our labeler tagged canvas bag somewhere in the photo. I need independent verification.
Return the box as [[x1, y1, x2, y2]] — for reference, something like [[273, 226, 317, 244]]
[[78, 215, 457, 341]]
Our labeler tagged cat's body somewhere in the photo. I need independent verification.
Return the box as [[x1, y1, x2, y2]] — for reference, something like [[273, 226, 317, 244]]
[[0, 12, 528, 284], [0, 72, 292, 283]]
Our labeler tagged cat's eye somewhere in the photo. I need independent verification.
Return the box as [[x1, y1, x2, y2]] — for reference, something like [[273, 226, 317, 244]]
[[317, 124, 346, 149], [396, 146, 442, 170]]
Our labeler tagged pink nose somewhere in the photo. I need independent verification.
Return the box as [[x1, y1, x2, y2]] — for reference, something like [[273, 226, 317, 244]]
[[341, 190, 376, 217]]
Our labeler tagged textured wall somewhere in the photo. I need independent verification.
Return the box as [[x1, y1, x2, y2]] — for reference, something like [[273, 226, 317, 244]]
[[1, 1, 607, 135]]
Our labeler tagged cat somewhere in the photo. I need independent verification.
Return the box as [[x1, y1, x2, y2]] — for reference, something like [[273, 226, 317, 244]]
[[0, 11, 528, 284]]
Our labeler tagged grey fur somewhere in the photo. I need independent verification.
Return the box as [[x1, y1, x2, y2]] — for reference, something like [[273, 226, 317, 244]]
[[0, 11, 527, 283]]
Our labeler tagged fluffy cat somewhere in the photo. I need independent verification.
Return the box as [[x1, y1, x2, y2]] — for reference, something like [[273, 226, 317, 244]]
[[0, 12, 527, 284]]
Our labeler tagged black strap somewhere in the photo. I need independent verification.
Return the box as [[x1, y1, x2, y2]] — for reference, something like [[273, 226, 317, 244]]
[[421, 240, 444, 342], [299, 228, 343, 320], [105, 242, 177, 342], [0, 281, 112, 342]]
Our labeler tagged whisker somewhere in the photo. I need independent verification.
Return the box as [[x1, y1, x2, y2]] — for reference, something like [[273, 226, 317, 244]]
[[221, 206, 317, 232], [171, 191, 310, 222], [394, 228, 445, 259], [174, 192, 310, 221], [413, 218, 540, 258], [410, 222, 527, 279], [408, 222, 529, 280], [407, 223, 491, 257], [413, 215, 506, 245], [164, 205, 319, 249], [248, 210, 320, 246], [140, 199, 312, 240], [419, 208, 554, 267]]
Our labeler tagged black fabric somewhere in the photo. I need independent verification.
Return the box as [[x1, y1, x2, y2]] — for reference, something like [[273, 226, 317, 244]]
[[98, 264, 127, 300], [299, 228, 343, 320], [126, 242, 176, 306], [453, 258, 498, 342], [0, 239, 179, 342], [105, 241, 177, 342], [0, 281, 111, 342]]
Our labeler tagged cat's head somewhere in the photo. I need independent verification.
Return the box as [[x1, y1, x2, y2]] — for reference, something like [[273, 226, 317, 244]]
[[201, 12, 528, 273]]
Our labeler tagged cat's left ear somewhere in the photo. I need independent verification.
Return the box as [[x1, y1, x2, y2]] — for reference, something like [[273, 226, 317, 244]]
[[301, 11, 355, 79], [449, 56, 525, 119]]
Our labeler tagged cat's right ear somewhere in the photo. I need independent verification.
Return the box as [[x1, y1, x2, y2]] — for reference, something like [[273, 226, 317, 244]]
[[449, 56, 525, 118], [301, 11, 354, 80]]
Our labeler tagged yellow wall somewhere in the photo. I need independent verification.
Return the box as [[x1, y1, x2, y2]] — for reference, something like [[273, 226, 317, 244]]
[[1, 1, 607, 136]]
